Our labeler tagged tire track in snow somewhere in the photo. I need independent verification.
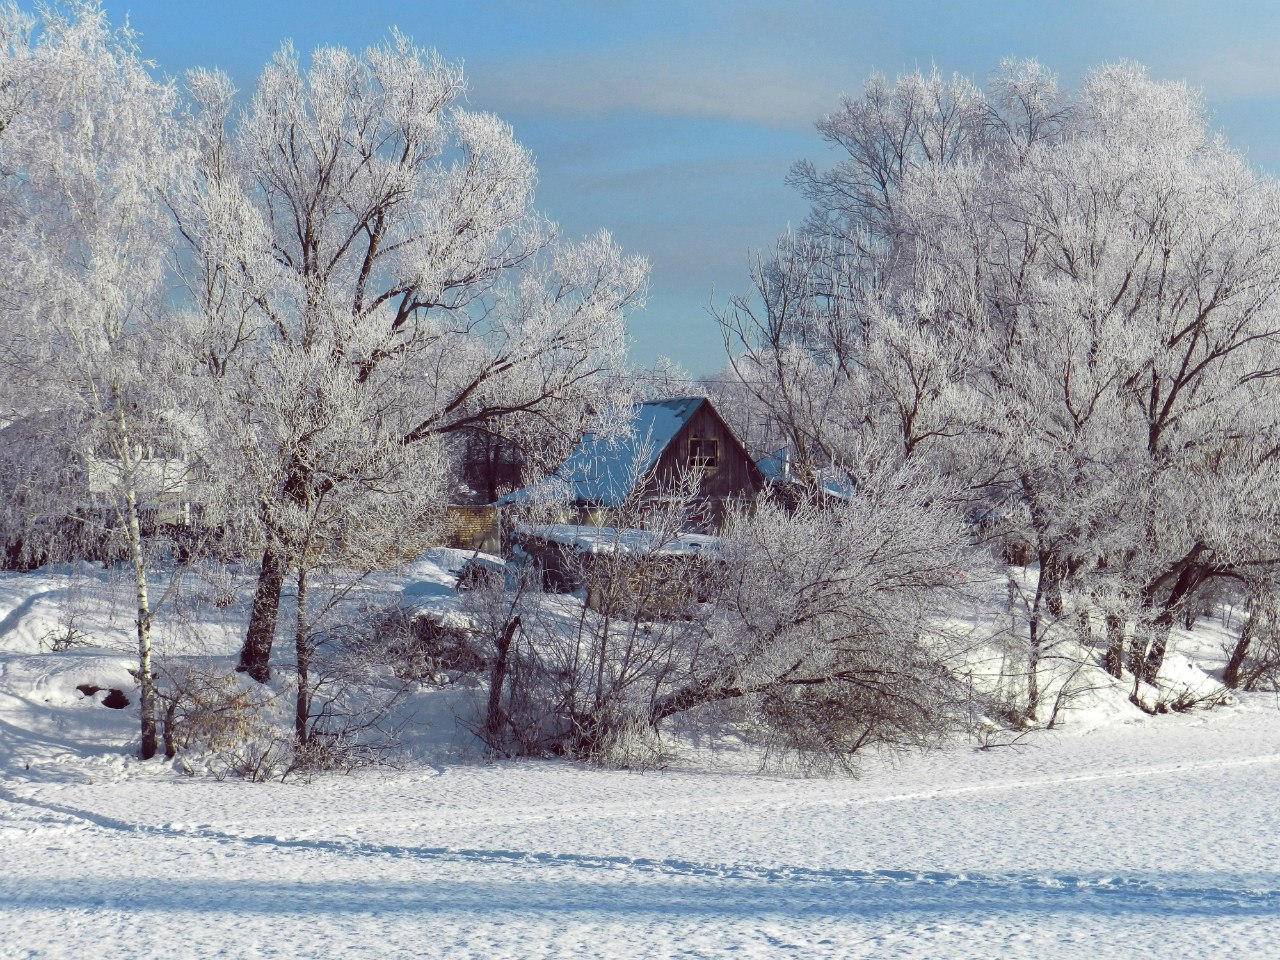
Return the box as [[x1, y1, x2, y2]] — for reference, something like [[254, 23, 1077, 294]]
[[803, 750, 1280, 809], [3, 785, 1278, 916], [312, 750, 1280, 830]]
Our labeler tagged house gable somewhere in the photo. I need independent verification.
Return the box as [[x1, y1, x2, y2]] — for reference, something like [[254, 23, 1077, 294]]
[[644, 399, 763, 501], [497, 396, 762, 515]]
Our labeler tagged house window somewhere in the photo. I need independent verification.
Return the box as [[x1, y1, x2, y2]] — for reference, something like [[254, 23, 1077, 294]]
[[689, 437, 719, 469]]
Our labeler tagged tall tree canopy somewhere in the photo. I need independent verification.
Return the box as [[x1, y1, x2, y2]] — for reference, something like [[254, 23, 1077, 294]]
[[721, 60, 1280, 710], [174, 34, 648, 681], [0, 3, 649, 693]]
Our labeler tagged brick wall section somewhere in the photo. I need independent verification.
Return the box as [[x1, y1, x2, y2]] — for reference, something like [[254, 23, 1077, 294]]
[[444, 505, 501, 553]]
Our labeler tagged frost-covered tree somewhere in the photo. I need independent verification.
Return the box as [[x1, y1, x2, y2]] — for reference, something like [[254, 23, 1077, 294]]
[[0, 1, 191, 758], [480, 457, 985, 768], [654, 464, 985, 766], [483, 472, 714, 763], [723, 60, 1280, 711], [174, 38, 648, 682]]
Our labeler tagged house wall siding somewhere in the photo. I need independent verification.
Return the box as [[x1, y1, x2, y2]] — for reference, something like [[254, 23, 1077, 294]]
[[644, 404, 760, 500]]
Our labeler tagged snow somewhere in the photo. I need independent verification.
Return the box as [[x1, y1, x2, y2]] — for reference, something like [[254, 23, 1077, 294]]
[[500, 397, 705, 508], [3, 697, 1278, 958], [517, 523, 720, 556], [398, 549, 476, 616], [1, 559, 1279, 958]]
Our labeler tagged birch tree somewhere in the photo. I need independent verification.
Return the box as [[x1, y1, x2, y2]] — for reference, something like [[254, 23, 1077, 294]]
[[0, 1, 191, 757]]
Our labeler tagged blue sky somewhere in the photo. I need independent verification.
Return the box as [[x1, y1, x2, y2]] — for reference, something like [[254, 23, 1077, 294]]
[[89, 1, 1280, 374]]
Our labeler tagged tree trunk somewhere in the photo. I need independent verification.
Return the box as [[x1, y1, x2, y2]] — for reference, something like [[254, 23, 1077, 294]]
[[294, 566, 309, 749], [1076, 608, 1092, 645], [1128, 611, 1173, 687], [1104, 613, 1125, 679], [1000, 573, 1020, 707], [123, 481, 158, 761], [1140, 615, 1172, 685], [1127, 620, 1151, 680], [1223, 615, 1254, 690], [238, 462, 321, 683], [1134, 554, 1206, 687], [162, 697, 178, 760], [1026, 611, 1041, 720], [1025, 551, 1050, 720], [1042, 554, 1066, 619], [485, 616, 519, 747], [650, 677, 747, 726], [113, 398, 157, 761], [239, 542, 288, 682]]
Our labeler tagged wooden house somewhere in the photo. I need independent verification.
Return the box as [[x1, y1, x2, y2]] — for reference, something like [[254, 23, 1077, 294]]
[[498, 397, 763, 532]]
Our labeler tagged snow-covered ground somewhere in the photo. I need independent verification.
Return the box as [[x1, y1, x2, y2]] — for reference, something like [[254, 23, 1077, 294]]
[[2, 561, 1279, 958]]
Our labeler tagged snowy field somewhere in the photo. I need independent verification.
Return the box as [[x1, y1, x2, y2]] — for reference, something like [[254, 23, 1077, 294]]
[[3, 565, 1280, 958], [4, 701, 1279, 958]]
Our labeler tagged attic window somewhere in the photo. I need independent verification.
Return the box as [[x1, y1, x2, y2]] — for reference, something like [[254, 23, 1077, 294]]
[[689, 437, 718, 469]]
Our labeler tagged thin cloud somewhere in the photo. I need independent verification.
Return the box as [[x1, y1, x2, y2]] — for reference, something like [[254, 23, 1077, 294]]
[[1179, 46, 1280, 101], [471, 52, 851, 129]]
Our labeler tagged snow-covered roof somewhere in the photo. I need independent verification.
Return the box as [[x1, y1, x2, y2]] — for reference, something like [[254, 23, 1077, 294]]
[[516, 523, 720, 557], [755, 448, 858, 501], [499, 397, 707, 508], [755, 448, 791, 483]]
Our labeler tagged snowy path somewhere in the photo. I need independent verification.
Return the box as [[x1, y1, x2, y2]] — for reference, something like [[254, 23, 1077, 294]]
[[3, 785, 1278, 912], [5, 699, 1280, 958]]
